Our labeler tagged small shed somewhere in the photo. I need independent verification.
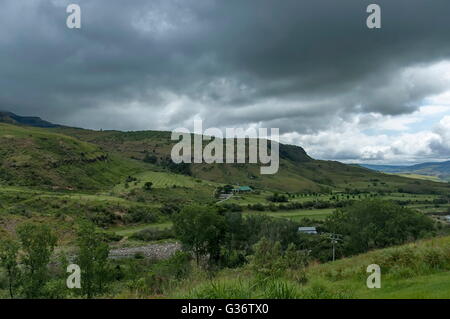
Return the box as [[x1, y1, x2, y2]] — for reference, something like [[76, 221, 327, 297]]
[[298, 227, 318, 235]]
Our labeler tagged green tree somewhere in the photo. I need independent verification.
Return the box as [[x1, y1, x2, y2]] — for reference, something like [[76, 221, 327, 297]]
[[17, 223, 57, 298], [173, 205, 225, 265], [248, 237, 284, 281], [143, 182, 153, 191], [143, 153, 158, 164], [76, 220, 110, 299], [283, 243, 309, 270], [325, 200, 435, 255], [0, 238, 20, 298]]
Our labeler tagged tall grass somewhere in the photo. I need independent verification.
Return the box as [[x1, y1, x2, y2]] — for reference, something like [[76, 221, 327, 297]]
[[172, 236, 450, 299]]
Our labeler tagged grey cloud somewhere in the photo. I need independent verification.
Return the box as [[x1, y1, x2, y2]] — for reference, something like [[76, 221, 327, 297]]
[[1, 0, 450, 150]]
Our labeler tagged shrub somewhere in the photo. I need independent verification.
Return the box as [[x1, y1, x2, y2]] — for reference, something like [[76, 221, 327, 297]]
[[130, 228, 174, 242], [188, 280, 252, 299], [300, 280, 354, 299], [325, 200, 435, 255], [262, 280, 300, 299], [266, 193, 289, 203], [160, 203, 181, 215], [124, 207, 158, 224], [247, 238, 284, 280], [101, 232, 123, 242], [142, 251, 192, 294]]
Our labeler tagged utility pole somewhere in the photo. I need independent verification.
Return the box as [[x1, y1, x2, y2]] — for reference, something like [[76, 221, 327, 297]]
[[329, 233, 342, 262]]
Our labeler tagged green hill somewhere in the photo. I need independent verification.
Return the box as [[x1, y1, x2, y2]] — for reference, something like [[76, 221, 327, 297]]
[[0, 123, 145, 191], [52, 127, 450, 194], [0, 118, 449, 196]]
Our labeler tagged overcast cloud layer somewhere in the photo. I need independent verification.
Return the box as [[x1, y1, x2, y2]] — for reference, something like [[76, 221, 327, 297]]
[[1, 0, 450, 164]]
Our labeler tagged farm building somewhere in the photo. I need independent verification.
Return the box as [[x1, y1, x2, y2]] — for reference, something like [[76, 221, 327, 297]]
[[233, 186, 253, 193], [298, 227, 318, 234]]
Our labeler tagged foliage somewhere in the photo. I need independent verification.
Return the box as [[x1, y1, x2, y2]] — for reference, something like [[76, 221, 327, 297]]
[[248, 238, 310, 282], [17, 223, 57, 298], [123, 206, 159, 224], [0, 238, 20, 298], [266, 193, 289, 203], [160, 203, 181, 215], [143, 182, 153, 191], [173, 205, 226, 265], [247, 238, 284, 280], [75, 220, 111, 299], [143, 152, 158, 164], [325, 200, 435, 255], [130, 227, 174, 242], [124, 251, 192, 296]]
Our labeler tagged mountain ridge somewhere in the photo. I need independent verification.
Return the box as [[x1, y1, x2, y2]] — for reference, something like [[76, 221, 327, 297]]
[[1, 111, 450, 194], [359, 161, 450, 181], [0, 110, 62, 128]]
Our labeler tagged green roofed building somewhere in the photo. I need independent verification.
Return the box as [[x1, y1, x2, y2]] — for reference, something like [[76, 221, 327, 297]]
[[233, 186, 253, 193]]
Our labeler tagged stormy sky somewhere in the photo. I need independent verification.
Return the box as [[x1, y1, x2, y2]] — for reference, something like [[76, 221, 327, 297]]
[[1, 0, 450, 164]]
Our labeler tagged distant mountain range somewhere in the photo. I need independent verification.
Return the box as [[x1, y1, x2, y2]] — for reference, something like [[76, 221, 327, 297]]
[[359, 161, 450, 182], [0, 111, 61, 128]]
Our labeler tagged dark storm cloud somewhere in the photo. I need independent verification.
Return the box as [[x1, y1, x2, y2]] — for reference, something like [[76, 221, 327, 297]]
[[1, 0, 450, 133]]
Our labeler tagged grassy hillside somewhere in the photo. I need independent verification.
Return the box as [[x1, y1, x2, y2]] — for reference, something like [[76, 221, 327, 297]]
[[393, 173, 444, 182], [0, 123, 147, 191], [54, 126, 450, 194], [169, 235, 450, 299]]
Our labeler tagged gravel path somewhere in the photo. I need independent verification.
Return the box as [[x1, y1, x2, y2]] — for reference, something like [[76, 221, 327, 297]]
[[109, 242, 181, 260]]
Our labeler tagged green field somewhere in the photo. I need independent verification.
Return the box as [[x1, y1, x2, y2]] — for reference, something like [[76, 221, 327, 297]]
[[112, 171, 218, 192], [244, 208, 334, 221], [392, 173, 444, 183], [107, 222, 172, 237]]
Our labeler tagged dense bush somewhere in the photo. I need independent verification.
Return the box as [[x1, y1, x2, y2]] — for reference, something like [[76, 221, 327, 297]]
[[128, 251, 192, 295], [143, 153, 158, 164], [130, 227, 174, 241], [246, 199, 353, 212], [173, 205, 226, 264], [325, 200, 435, 255], [217, 203, 243, 213], [124, 207, 159, 224], [88, 209, 117, 227], [266, 193, 289, 203], [248, 238, 309, 282], [161, 157, 192, 176], [160, 203, 181, 215]]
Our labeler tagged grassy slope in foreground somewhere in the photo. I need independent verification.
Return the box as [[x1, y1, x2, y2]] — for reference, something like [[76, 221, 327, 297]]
[[171, 236, 450, 299], [305, 235, 450, 299]]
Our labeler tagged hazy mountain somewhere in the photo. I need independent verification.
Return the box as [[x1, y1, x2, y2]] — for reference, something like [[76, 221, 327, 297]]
[[359, 161, 450, 181], [0, 111, 61, 128]]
